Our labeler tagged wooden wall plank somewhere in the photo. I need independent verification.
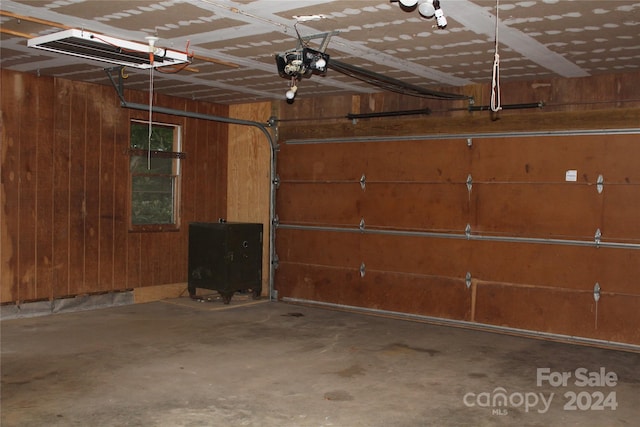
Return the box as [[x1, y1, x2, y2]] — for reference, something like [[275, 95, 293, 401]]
[[35, 75, 55, 301], [18, 73, 38, 301], [228, 102, 272, 295], [67, 82, 87, 296], [1, 71, 21, 303], [52, 78, 72, 298], [194, 101, 209, 220], [98, 85, 115, 290], [215, 108, 228, 221], [278, 108, 640, 142], [82, 81, 102, 294], [21, 83, 40, 300]]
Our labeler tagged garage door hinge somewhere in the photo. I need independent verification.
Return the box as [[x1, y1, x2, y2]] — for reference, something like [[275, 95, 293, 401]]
[[272, 253, 279, 269], [594, 228, 601, 247], [465, 224, 472, 239], [272, 214, 280, 227], [466, 174, 473, 193], [593, 282, 601, 302], [360, 262, 366, 278], [596, 174, 604, 194], [466, 272, 472, 289], [360, 174, 366, 191], [359, 218, 366, 231], [273, 174, 281, 189]]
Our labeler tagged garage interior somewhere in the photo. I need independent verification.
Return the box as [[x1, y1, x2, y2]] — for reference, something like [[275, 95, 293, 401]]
[[1, 1, 640, 426]]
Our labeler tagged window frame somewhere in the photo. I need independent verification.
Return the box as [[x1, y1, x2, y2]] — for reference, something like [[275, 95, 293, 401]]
[[128, 119, 182, 232]]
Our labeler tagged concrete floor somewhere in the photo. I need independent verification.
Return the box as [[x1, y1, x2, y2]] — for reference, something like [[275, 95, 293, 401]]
[[1, 296, 639, 427]]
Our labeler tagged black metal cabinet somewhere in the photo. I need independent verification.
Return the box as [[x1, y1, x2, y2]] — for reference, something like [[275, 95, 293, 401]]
[[188, 222, 263, 304]]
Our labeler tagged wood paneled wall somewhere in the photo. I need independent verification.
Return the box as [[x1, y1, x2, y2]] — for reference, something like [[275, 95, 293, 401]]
[[227, 102, 273, 295], [273, 71, 640, 346], [1, 69, 229, 304]]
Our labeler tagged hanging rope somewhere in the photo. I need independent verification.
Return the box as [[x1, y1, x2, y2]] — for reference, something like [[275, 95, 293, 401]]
[[490, 0, 502, 113]]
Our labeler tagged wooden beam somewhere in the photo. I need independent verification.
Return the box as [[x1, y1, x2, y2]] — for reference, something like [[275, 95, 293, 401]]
[[191, 53, 240, 69], [0, 10, 69, 29], [0, 28, 33, 39]]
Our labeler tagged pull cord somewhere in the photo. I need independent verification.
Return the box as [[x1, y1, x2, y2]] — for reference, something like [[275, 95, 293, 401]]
[[490, 0, 502, 113], [148, 52, 154, 170]]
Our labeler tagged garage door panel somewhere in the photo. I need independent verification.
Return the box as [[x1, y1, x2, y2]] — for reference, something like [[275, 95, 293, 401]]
[[475, 283, 640, 345], [277, 183, 362, 225], [278, 182, 469, 231], [280, 139, 471, 183], [276, 228, 360, 268], [362, 234, 470, 278], [469, 241, 639, 294], [602, 134, 640, 183], [471, 136, 605, 183], [277, 263, 471, 321], [275, 262, 358, 303], [473, 184, 601, 238], [362, 271, 471, 320], [276, 132, 640, 346], [602, 186, 640, 239], [362, 138, 471, 182], [362, 183, 468, 231], [278, 143, 367, 181]]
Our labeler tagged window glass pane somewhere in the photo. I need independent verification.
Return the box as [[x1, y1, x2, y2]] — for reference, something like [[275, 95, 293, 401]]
[[129, 120, 180, 227], [131, 176, 175, 224], [130, 123, 175, 151]]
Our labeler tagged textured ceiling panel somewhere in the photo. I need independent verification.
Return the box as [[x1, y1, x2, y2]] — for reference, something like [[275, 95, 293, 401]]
[[0, 0, 638, 104]]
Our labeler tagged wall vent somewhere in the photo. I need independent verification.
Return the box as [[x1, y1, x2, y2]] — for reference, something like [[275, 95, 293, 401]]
[[27, 29, 189, 69]]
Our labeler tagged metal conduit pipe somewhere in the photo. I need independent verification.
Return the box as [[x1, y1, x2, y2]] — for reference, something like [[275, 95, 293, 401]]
[[282, 297, 640, 353], [277, 223, 640, 250], [121, 101, 278, 301]]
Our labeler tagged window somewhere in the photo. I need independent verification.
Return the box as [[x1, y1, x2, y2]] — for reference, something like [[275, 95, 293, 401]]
[[129, 120, 182, 230]]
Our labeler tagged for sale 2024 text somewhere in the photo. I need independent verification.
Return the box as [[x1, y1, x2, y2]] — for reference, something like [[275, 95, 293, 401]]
[[537, 367, 618, 411]]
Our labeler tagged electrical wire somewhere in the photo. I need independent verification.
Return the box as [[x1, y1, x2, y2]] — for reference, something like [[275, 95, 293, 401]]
[[490, 0, 502, 112], [328, 59, 470, 101]]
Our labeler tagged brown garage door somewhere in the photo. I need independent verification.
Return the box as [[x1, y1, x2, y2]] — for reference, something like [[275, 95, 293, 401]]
[[274, 131, 640, 347]]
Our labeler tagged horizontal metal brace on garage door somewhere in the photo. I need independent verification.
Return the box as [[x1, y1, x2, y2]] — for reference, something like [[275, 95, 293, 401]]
[[284, 128, 640, 145], [277, 223, 640, 250]]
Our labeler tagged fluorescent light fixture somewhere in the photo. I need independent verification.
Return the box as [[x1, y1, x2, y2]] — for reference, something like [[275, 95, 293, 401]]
[[27, 29, 189, 69]]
